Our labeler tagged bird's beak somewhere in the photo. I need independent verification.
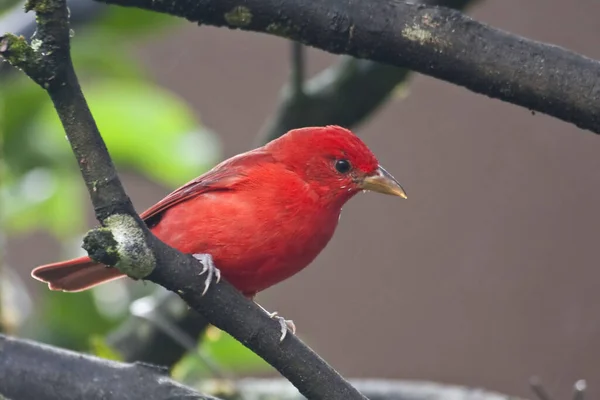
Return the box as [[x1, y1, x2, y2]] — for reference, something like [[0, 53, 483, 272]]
[[360, 166, 407, 199]]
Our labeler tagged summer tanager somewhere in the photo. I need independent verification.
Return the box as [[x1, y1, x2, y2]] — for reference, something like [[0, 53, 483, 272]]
[[32, 125, 406, 338]]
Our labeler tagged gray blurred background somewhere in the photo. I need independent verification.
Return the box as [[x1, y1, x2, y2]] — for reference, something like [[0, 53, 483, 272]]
[[5, 0, 600, 398]]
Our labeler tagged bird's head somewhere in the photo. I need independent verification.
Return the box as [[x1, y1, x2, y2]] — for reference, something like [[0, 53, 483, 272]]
[[266, 125, 407, 207]]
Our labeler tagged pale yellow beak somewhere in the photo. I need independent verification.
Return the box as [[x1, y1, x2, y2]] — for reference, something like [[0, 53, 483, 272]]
[[360, 166, 407, 199]]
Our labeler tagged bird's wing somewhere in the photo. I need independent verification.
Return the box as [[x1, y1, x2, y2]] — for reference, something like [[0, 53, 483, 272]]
[[140, 149, 275, 225]]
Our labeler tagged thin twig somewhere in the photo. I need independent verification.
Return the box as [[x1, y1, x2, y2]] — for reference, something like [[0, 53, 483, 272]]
[[573, 379, 586, 400], [290, 41, 305, 98], [529, 376, 556, 400]]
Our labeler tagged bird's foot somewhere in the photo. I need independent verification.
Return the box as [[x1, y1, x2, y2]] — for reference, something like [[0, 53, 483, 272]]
[[192, 253, 221, 295], [255, 302, 296, 341], [270, 312, 296, 342]]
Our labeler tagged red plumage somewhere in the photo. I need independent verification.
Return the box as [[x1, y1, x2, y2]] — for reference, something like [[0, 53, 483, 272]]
[[31, 125, 405, 297]]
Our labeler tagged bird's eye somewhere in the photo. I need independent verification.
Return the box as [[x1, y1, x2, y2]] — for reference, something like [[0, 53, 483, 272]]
[[335, 159, 351, 174]]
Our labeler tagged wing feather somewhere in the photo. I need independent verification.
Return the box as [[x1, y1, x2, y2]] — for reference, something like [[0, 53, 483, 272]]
[[141, 149, 274, 225]]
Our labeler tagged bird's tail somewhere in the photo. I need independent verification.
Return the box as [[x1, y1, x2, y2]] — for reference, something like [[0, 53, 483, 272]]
[[31, 256, 125, 292]]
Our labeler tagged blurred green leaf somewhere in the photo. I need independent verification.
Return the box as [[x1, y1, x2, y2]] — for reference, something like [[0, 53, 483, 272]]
[[36, 290, 122, 350], [202, 329, 270, 371], [32, 78, 219, 187], [71, 32, 147, 81], [172, 327, 271, 383], [0, 0, 22, 15], [94, 6, 178, 37], [2, 167, 85, 236], [89, 335, 124, 361], [1, 76, 55, 175]]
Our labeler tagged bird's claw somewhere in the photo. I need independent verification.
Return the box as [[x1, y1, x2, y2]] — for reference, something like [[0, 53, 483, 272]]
[[265, 310, 296, 341], [192, 253, 221, 296]]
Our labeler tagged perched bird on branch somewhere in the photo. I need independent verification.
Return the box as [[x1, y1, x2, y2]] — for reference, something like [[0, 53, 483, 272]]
[[31, 125, 406, 339]]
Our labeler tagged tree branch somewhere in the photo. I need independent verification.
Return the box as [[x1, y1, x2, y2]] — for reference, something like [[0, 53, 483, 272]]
[[290, 41, 305, 99], [96, 0, 600, 135], [234, 378, 526, 400], [0, 333, 219, 400], [0, 333, 528, 400], [257, 57, 409, 143], [257, 0, 479, 143], [0, 2, 367, 399], [0, 0, 109, 76]]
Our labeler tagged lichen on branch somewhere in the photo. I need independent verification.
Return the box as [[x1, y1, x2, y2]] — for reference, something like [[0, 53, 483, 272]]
[[83, 214, 155, 279], [0, 34, 48, 85]]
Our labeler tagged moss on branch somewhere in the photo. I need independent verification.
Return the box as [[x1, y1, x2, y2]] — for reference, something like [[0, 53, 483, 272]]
[[83, 214, 156, 279], [83, 228, 121, 266], [0, 34, 49, 84]]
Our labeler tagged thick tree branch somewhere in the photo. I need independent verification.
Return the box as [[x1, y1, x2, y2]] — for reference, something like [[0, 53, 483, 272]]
[[0, 334, 218, 400], [0, 2, 368, 400], [0, 334, 529, 400], [97, 0, 600, 134]]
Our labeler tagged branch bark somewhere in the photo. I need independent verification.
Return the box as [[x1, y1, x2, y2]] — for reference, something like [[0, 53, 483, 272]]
[[0, 333, 527, 400], [0, 334, 217, 400], [0, 2, 367, 400], [96, 0, 600, 134], [234, 378, 526, 400]]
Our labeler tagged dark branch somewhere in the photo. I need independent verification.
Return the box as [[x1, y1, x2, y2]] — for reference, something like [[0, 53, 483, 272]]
[[235, 378, 526, 400], [0, 333, 528, 400], [97, 0, 600, 135], [0, 2, 368, 399], [573, 380, 586, 400], [529, 377, 555, 400], [290, 41, 305, 98], [257, 0, 479, 143], [257, 57, 409, 143], [0, 334, 217, 400]]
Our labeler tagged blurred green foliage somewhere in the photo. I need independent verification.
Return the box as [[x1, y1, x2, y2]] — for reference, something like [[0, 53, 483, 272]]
[[1, 3, 270, 383], [173, 327, 271, 384]]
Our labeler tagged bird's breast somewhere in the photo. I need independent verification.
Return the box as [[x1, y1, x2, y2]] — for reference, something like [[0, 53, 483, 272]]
[[151, 187, 341, 295]]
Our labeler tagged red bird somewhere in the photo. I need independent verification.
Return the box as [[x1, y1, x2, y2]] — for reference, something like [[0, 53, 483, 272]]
[[32, 125, 406, 339]]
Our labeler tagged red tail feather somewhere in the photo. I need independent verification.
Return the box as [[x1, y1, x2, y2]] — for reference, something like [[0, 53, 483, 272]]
[[31, 256, 125, 292]]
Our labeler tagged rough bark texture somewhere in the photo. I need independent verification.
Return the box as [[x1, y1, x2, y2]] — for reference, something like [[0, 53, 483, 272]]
[[234, 378, 526, 400], [0, 334, 528, 400], [96, 0, 600, 134], [0, 334, 217, 400]]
